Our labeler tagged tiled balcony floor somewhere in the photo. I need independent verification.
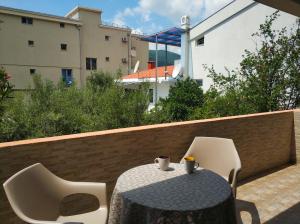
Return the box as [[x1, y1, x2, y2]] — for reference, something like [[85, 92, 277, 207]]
[[236, 165, 300, 224]]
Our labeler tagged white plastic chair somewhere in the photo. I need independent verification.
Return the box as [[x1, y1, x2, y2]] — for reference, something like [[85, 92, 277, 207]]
[[3, 163, 107, 224], [181, 137, 241, 197]]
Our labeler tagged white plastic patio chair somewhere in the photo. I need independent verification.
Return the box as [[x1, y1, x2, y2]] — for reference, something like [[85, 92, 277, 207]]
[[3, 163, 107, 224], [180, 137, 242, 197]]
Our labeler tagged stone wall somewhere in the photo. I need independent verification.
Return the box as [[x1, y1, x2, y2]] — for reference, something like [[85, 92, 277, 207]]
[[294, 110, 300, 162], [0, 110, 297, 223]]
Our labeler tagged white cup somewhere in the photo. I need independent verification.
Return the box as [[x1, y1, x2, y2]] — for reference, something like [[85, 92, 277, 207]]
[[154, 156, 170, 171]]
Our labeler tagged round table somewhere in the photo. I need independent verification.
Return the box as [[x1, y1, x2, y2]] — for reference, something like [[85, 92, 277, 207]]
[[108, 163, 236, 224]]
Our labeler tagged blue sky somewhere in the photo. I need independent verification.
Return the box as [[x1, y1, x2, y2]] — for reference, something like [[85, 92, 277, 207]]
[[0, 0, 232, 35]]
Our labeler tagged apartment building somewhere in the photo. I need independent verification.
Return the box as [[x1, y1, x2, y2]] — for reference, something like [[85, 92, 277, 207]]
[[181, 0, 298, 91], [0, 6, 148, 89]]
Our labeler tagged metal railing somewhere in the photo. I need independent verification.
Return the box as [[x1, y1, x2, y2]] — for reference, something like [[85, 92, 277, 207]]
[[101, 21, 131, 30]]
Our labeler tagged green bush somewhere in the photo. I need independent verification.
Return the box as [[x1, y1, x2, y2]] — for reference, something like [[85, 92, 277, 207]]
[[145, 78, 204, 123], [0, 71, 149, 142], [1, 12, 299, 142], [0, 67, 13, 115]]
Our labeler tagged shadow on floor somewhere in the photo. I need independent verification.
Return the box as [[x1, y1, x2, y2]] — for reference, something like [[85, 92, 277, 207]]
[[236, 199, 261, 224], [264, 202, 300, 224], [237, 164, 292, 186]]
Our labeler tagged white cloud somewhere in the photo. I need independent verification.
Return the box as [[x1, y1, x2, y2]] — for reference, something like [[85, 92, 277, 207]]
[[132, 28, 143, 35], [113, 0, 232, 27], [112, 11, 126, 26]]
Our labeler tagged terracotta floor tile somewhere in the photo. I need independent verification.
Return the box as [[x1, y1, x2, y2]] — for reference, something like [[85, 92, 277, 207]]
[[236, 165, 300, 224]]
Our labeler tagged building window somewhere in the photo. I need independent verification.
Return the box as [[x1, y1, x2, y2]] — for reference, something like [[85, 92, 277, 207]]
[[61, 43, 67, 51], [60, 23, 65, 28], [121, 58, 127, 64], [28, 40, 34, 47], [105, 35, 110, 41], [21, 17, 33, 25], [196, 36, 204, 46], [30, 69, 36, 74], [86, 58, 97, 70], [105, 57, 110, 62], [195, 79, 203, 86], [149, 89, 154, 103], [61, 69, 73, 86]]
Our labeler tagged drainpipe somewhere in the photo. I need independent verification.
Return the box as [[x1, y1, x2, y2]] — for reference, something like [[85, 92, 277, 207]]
[[165, 44, 168, 79], [128, 31, 132, 75], [76, 25, 83, 87], [181, 15, 190, 79], [155, 34, 158, 104]]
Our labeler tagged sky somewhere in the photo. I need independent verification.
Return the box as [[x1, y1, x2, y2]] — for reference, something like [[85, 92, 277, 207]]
[[0, 0, 232, 52]]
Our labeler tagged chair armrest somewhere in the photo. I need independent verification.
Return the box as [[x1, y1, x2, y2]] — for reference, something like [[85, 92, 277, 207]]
[[25, 220, 63, 224], [231, 168, 241, 197], [62, 181, 107, 207], [63, 222, 84, 224]]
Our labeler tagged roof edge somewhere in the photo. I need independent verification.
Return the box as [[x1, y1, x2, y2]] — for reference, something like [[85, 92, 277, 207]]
[[65, 6, 102, 18], [0, 5, 82, 25], [190, 0, 257, 40], [191, 0, 236, 29]]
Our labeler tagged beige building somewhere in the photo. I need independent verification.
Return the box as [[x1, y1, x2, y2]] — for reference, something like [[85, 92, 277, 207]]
[[0, 6, 148, 89]]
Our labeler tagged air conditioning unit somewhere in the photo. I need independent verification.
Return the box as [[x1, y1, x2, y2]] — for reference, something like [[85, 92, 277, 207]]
[[121, 37, 128, 43], [181, 15, 190, 29], [131, 48, 137, 57], [121, 58, 127, 63]]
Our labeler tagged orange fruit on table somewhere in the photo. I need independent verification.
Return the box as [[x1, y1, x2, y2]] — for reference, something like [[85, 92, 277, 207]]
[[185, 156, 195, 161]]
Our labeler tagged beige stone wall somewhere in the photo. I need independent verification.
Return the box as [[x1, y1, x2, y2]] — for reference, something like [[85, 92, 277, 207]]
[[1, 65, 81, 88], [131, 34, 149, 72], [0, 110, 297, 223], [76, 8, 148, 83], [294, 110, 300, 162], [0, 7, 149, 89], [0, 13, 81, 89]]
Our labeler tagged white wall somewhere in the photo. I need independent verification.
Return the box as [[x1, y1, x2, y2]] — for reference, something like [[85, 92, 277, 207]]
[[190, 0, 298, 91], [148, 81, 173, 110]]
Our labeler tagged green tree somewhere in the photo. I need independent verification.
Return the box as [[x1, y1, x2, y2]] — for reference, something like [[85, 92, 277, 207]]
[[147, 78, 204, 122], [0, 71, 150, 142], [195, 67, 256, 118], [203, 11, 300, 115], [0, 68, 13, 114], [84, 71, 149, 129], [87, 70, 115, 91], [240, 11, 300, 111]]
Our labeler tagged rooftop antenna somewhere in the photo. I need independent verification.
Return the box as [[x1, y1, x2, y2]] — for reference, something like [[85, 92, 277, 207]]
[[172, 63, 183, 79]]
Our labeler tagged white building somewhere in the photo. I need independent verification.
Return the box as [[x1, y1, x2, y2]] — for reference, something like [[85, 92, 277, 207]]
[[121, 0, 299, 110], [185, 0, 298, 91], [121, 65, 177, 110]]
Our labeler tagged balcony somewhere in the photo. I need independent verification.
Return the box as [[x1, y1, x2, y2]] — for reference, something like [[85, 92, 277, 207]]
[[0, 109, 299, 223]]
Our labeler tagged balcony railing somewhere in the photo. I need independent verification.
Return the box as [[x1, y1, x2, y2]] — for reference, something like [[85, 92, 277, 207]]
[[0, 109, 299, 223]]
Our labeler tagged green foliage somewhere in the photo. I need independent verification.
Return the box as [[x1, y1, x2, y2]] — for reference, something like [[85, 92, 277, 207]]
[[150, 11, 299, 121], [1, 12, 299, 142], [238, 11, 300, 111], [203, 12, 300, 114], [0, 67, 13, 114], [87, 70, 115, 91], [195, 67, 257, 118], [145, 78, 204, 123], [0, 71, 149, 142]]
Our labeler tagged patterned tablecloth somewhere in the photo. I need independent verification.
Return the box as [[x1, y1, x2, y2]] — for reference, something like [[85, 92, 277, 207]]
[[108, 163, 236, 224]]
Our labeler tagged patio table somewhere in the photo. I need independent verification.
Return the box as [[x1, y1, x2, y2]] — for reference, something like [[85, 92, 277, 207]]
[[108, 163, 236, 224]]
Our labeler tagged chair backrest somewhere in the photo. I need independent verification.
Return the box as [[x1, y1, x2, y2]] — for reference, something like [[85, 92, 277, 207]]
[[3, 163, 64, 222], [180, 137, 241, 180]]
